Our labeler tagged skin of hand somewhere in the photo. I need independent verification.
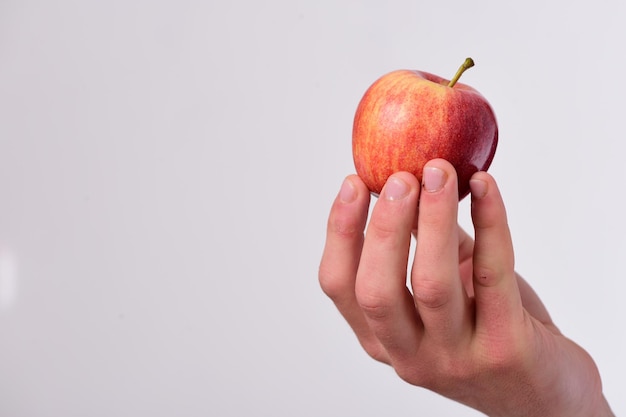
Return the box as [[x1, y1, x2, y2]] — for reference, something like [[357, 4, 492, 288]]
[[319, 159, 613, 417]]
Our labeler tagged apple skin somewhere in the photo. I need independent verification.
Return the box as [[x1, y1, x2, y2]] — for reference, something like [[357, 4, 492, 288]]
[[352, 69, 498, 199]]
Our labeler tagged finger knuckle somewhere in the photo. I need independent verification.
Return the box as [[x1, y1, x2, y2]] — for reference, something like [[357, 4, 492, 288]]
[[359, 338, 390, 364], [472, 265, 500, 288], [355, 285, 394, 321], [330, 216, 362, 240], [413, 355, 475, 392], [318, 270, 342, 301], [472, 260, 514, 288], [412, 278, 450, 310], [394, 364, 424, 386], [367, 218, 401, 242], [476, 333, 530, 373], [318, 266, 354, 303]]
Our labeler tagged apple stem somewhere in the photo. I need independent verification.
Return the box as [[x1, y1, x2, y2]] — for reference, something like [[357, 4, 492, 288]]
[[448, 58, 475, 88]]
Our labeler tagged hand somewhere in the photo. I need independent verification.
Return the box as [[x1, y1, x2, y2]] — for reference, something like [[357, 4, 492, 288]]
[[319, 159, 613, 417]]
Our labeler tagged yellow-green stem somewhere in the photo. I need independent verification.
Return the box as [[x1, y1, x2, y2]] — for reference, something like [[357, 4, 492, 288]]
[[448, 57, 475, 88]]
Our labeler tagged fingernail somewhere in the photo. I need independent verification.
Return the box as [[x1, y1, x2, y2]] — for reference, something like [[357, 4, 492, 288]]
[[339, 177, 357, 203], [422, 166, 447, 193], [470, 178, 488, 199], [382, 176, 410, 201]]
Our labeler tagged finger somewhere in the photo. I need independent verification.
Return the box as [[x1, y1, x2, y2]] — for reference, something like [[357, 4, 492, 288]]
[[469, 172, 524, 335], [422, 225, 475, 296], [411, 159, 471, 344], [458, 226, 475, 298], [355, 172, 422, 362], [516, 273, 559, 334], [458, 226, 475, 264], [319, 175, 389, 362]]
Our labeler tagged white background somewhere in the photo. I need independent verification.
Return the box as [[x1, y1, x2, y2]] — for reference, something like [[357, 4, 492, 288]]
[[1, 1, 624, 416]]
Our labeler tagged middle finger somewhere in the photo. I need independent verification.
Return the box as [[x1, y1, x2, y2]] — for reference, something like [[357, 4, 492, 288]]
[[411, 160, 472, 345], [355, 172, 423, 363]]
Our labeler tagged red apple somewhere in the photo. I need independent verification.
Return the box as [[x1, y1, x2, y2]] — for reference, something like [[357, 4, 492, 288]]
[[352, 58, 498, 199]]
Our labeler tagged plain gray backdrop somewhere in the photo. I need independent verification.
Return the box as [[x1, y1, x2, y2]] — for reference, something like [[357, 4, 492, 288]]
[[1, 1, 624, 416]]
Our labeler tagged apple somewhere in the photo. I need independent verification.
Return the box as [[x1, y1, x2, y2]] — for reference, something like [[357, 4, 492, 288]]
[[352, 58, 498, 199]]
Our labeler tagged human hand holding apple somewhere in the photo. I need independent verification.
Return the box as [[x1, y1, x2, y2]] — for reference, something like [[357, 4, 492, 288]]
[[323, 59, 615, 416], [352, 58, 498, 199]]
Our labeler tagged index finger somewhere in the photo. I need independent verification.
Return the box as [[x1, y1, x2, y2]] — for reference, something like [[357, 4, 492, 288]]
[[318, 175, 390, 363]]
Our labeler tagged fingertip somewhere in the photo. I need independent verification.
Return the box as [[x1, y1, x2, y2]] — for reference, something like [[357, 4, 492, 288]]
[[390, 171, 421, 188], [424, 158, 455, 170], [381, 175, 411, 201], [421, 159, 458, 195], [339, 175, 367, 204], [469, 170, 497, 197], [422, 166, 448, 193], [338, 177, 358, 203], [469, 178, 488, 200], [423, 158, 457, 176], [337, 175, 369, 204], [470, 172, 507, 228], [326, 175, 371, 241], [380, 172, 420, 201]]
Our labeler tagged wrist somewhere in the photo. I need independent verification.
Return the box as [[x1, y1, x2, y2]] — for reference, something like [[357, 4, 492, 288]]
[[547, 389, 614, 416], [496, 348, 612, 417]]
